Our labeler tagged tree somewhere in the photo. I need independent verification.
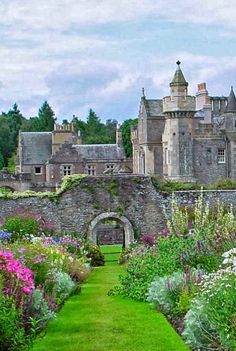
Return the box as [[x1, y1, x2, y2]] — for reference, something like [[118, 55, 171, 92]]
[[21, 117, 42, 132], [105, 119, 117, 143], [79, 109, 111, 144], [38, 101, 55, 131], [120, 118, 138, 157], [0, 151, 4, 170], [3, 103, 25, 147], [0, 116, 15, 165]]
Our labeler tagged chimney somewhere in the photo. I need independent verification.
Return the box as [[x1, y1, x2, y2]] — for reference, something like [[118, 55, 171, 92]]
[[196, 82, 209, 110], [116, 124, 122, 147]]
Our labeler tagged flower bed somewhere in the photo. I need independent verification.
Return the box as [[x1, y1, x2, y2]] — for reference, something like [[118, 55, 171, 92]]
[[0, 215, 104, 351], [114, 192, 236, 350]]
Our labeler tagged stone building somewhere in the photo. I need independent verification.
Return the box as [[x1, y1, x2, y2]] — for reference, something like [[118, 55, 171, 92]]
[[132, 61, 236, 184], [16, 122, 132, 188]]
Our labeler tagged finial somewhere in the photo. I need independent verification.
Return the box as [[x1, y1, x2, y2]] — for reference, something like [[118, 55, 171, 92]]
[[176, 60, 181, 67], [142, 87, 145, 98]]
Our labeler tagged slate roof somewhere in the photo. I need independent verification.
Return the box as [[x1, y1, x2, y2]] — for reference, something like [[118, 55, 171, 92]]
[[73, 144, 126, 160], [20, 132, 52, 164], [170, 62, 188, 86], [144, 99, 163, 117], [225, 86, 236, 113]]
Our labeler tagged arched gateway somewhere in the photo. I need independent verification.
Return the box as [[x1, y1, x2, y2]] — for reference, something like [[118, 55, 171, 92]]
[[88, 212, 134, 248]]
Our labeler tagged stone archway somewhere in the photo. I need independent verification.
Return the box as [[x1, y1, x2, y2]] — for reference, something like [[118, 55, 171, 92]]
[[88, 212, 134, 248]]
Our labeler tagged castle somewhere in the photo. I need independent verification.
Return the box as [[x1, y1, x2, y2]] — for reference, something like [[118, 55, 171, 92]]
[[16, 122, 132, 189], [14, 61, 236, 189], [131, 61, 236, 184]]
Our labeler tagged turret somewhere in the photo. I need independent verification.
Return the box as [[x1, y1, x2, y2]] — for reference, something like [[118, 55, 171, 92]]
[[162, 62, 195, 182]]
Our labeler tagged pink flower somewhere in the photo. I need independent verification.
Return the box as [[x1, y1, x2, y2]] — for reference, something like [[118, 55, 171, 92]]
[[21, 286, 32, 295]]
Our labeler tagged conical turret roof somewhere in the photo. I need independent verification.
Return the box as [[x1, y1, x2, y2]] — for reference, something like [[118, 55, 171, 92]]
[[225, 86, 236, 113], [170, 61, 188, 87]]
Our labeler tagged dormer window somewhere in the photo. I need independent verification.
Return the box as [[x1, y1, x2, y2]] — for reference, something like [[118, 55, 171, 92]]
[[34, 167, 42, 174]]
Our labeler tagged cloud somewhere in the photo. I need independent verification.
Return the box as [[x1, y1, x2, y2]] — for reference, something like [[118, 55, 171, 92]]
[[0, 1, 236, 120], [1, 0, 236, 31]]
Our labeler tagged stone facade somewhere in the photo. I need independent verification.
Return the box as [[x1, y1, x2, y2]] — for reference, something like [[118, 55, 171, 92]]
[[16, 123, 132, 190], [132, 62, 236, 184], [1, 176, 236, 244]]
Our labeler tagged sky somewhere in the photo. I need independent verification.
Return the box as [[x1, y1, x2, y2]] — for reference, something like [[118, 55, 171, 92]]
[[1, 0, 236, 123]]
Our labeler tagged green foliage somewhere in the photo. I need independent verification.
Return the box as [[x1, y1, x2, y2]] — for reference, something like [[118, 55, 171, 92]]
[[208, 177, 236, 189], [3, 216, 40, 241], [108, 178, 119, 196], [21, 101, 55, 132], [38, 101, 55, 131], [0, 152, 4, 170], [0, 175, 88, 201], [147, 270, 200, 316], [183, 252, 236, 350], [117, 236, 194, 301], [7, 153, 16, 172], [120, 118, 138, 157], [0, 293, 32, 351], [151, 176, 236, 192], [85, 242, 105, 266], [53, 271, 76, 303], [151, 177, 201, 192], [0, 187, 14, 195], [32, 261, 188, 351], [76, 109, 117, 144]]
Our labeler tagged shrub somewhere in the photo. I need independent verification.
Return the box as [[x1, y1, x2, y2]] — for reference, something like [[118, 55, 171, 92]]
[[116, 235, 194, 301], [147, 269, 203, 316], [183, 248, 236, 350], [53, 271, 76, 302], [85, 243, 104, 266], [0, 293, 33, 351], [3, 216, 40, 241], [141, 233, 156, 247], [26, 289, 55, 332], [67, 258, 90, 283]]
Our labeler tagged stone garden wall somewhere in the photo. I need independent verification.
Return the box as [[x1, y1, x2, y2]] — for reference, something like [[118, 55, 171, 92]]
[[0, 175, 236, 241]]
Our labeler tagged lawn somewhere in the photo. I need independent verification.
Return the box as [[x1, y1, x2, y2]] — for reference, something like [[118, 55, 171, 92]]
[[32, 245, 189, 351]]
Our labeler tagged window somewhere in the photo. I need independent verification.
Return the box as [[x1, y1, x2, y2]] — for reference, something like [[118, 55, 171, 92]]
[[164, 148, 168, 164], [63, 165, 72, 176], [206, 148, 212, 164], [87, 165, 96, 175], [164, 148, 171, 164], [34, 167, 42, 174], [106, 164, 114, 170], [217, 149, 225, 164]]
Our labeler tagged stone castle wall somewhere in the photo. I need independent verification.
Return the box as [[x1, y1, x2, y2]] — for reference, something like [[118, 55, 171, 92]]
[[0, 176, 236, 238]]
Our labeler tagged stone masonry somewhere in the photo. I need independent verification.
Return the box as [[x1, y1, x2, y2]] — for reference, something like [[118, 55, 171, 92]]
[[1, 176, 236, 245]]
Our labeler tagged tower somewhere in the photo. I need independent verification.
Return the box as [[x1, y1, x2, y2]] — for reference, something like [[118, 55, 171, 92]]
[[162, 61, 196, 181]]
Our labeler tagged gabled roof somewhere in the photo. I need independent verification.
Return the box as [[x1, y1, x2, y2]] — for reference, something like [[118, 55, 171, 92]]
[[225, 86, 236, 113], [144, 99, 163, 117], [20, 132, 52, 165], [73, 144, 126, 160]]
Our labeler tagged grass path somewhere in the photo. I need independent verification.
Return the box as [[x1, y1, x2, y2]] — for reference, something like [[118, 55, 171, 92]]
[[32, 246, 189, 351]]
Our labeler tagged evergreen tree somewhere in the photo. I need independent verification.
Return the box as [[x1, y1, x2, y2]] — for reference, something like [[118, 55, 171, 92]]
[[38, 101, 55, 131], [0, 152, 4, 170], [0, 116, 15, 165], [120, 118, 138, 157], [3, 103, 25, 147]]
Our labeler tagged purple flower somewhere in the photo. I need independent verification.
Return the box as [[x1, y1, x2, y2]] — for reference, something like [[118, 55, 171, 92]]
[[141, 234, 156, 247], [162, 228, 169, 237], [0, 230, 12, 241]]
